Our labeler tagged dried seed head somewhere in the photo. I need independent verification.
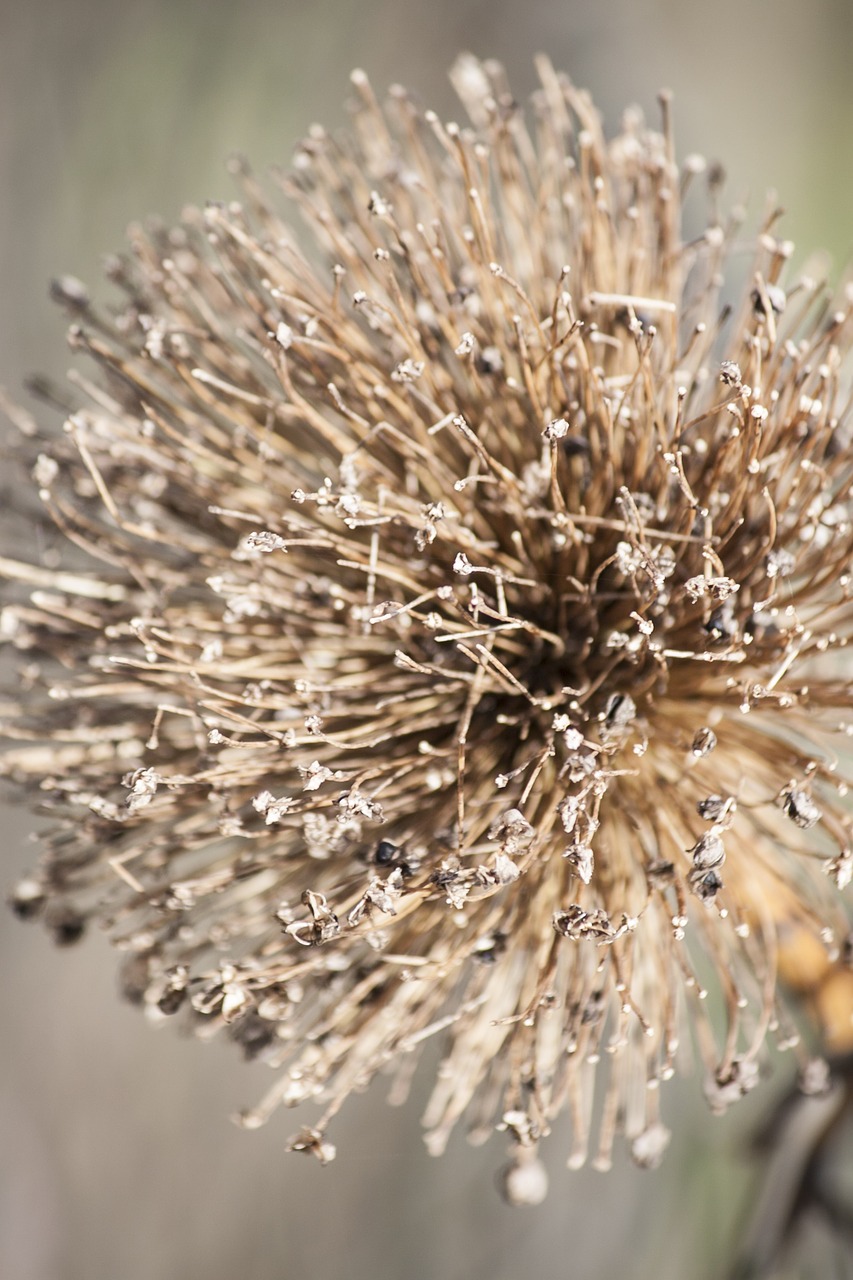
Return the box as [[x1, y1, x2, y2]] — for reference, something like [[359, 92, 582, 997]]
[[691, 727, 717, 758], [9, 875, 46, 921], [690, 830, 727, 871], [497, 1150, 550, 1206], [3, 56, 853, 1191], [630, 1122, 672, 1170], [779, 784, 823, 830]]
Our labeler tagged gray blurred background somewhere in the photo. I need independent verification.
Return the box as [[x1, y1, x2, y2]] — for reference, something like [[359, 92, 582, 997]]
[[1, 2, 852, 1277]]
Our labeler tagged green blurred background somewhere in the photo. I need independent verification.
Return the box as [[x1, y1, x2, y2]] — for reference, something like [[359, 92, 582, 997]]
[[2, 2, 852, 1277]]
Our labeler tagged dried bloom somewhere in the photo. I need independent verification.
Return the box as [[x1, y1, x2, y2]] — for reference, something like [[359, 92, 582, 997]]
[[3, 56, 853, 1192]]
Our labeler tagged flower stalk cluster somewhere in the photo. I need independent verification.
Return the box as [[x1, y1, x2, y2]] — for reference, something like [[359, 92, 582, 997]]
[[3, 56, 853, 1198]]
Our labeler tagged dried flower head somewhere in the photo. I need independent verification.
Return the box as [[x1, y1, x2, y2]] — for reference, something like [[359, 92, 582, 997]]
[[4, 56, 853, 1196]]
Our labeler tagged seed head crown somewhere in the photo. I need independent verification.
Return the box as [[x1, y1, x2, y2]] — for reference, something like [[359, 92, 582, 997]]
[[4, 55, 853, 1196]]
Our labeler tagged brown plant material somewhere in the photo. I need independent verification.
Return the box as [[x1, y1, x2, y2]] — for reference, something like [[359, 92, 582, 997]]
[[3, 56, 853, 1194]]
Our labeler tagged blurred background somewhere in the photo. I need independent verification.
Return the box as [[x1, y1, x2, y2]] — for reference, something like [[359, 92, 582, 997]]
[[2, 2, 852, 1277]]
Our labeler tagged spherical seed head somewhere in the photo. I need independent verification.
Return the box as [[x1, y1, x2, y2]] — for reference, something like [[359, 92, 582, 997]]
[[3, 55, 853, 1184]]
